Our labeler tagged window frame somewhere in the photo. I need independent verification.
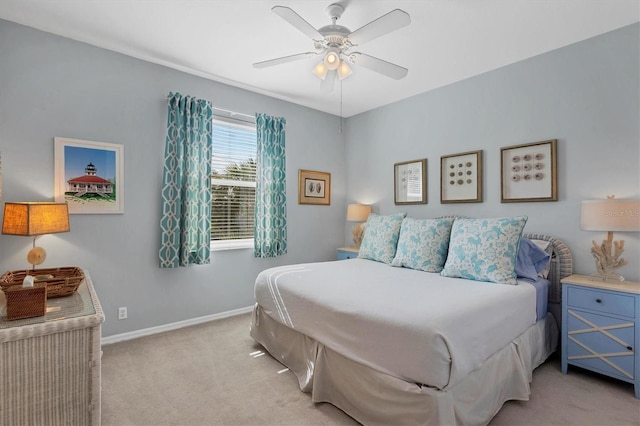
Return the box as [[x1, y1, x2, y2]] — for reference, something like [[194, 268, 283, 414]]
[[210, 112, 256, 252]]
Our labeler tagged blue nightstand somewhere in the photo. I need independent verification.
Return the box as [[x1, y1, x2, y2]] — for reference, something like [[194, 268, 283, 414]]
[[561, 274, 640, 399], [336, 247, 359, 260]]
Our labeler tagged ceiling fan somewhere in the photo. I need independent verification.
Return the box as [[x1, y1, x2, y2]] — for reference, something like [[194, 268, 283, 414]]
[[253, 3, 411, 91]]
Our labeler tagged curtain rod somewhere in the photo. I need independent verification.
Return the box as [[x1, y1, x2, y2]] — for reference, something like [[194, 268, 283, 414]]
[[164, 95, 254, 122], [213, 107, 255, 121]]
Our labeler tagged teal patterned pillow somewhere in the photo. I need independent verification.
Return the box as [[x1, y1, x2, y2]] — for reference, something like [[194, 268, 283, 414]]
[[358, 212, 407, 264], [440, 216, 528, 285], [391, 217, 454, 272]]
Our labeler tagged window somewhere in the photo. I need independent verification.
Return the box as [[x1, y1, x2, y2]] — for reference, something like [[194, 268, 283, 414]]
[[211, 116, 256, 250]]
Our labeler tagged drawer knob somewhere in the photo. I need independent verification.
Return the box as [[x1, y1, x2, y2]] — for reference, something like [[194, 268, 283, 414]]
[[595, 298, 602, 303]]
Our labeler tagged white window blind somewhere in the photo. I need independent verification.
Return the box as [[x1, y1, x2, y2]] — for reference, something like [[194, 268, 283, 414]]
[[211, 116, 256, 248]]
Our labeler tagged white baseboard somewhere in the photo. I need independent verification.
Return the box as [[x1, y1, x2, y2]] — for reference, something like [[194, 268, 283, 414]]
[[101, 305, 254, 345]]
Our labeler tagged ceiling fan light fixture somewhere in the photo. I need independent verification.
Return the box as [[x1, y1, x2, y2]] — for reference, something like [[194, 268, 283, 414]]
[[337, 61, 352, 80], [256, 5, 411, 84], [323, 48, 341, 70], [312, 62, 329, 79]]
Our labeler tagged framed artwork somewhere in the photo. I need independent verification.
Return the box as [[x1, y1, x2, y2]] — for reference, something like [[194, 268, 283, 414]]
[[501, 139, 557, 203], [394, 159, 427, 205], [298, 169, 331, 205], [54, 137, 124, 214], [440, 150, 483, 203]]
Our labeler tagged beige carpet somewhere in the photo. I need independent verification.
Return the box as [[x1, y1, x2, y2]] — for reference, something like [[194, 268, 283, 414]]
[[101, 313, 640, 426]]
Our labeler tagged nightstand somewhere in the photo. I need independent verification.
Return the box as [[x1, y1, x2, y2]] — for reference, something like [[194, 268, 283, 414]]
[[561, 274, 639, 399], [337, 247, 359, 260], [0, 272, 104, 424]]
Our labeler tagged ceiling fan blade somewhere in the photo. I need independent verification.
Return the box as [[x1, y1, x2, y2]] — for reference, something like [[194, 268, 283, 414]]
[[253, 52, 317, 68], [349, 53, 408, 80], [272, 6, 323, 40], [321, 70, 336, 92], [348, 9, 411, 46]]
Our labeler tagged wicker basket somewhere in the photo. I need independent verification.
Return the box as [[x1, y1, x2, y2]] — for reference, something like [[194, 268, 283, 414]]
[[5, 282, 47, 320], [0, 267, 84, 298]]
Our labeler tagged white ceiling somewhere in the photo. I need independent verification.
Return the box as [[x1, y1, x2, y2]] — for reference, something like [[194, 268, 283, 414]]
[[1, 0, 638, 117]]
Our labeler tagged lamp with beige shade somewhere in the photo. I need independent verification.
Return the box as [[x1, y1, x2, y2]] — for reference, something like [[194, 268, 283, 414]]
[[347, 203, 372, 248], [580, 196, 640, 282], [2, 202, 70, 272]]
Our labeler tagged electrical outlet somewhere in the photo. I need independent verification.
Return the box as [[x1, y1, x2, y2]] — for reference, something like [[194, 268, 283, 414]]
[[118, 307, 127, 320]]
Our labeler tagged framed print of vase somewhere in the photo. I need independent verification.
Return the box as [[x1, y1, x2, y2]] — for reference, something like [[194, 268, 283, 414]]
[[501, 139, 557, 203]]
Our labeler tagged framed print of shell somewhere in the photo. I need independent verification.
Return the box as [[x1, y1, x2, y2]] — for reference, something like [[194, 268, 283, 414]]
[[440, 150, 483, 203], [500, 139, 557, 202], [298, 169, 331, 205]]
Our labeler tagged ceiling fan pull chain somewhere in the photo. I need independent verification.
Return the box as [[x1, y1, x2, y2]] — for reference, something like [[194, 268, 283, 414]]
[[339, 79, 343, 133]]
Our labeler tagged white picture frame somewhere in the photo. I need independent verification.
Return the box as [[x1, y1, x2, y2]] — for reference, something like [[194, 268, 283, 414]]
[[54, 137, 124, 214]]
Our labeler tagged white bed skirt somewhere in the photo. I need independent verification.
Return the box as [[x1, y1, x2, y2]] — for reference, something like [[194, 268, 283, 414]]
[[251, 304, 558, 426]]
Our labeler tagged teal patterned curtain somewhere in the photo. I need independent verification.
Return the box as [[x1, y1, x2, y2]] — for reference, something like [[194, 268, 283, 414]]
[[254, 113, 287, 258], [159, 92, 213, 267]]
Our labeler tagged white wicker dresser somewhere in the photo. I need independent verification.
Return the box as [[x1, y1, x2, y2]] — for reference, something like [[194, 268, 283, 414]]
[[0, 271, 104, 426]]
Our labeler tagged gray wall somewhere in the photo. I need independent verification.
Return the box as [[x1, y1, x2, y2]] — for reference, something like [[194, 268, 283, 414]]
[[345, 23, 640, 282], [0, 19, 346, 337], [1, 20, 638, 339]]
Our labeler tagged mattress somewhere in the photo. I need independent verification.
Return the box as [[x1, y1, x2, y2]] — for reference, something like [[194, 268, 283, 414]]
[[519, 276, 550, 321], [255, 258, 537, 389]]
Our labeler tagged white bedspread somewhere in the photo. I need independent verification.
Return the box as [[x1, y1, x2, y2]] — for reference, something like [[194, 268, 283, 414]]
[[254, 258, 537, 390]]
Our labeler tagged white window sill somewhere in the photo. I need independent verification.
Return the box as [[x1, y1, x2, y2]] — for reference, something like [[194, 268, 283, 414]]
[[211, 239, 254, 251]]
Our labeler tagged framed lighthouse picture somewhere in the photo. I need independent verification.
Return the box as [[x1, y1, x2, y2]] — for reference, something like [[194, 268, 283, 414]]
[[54, 137, 124, 214]]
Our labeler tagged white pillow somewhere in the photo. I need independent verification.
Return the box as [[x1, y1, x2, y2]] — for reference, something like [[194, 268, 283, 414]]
[[440, 216, 528, 285]]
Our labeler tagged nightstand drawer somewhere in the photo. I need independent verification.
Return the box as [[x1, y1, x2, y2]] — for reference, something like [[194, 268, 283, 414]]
[[337, 248, 359, 260], [567, 286, 635, 318], [566, 309, 635, 381]]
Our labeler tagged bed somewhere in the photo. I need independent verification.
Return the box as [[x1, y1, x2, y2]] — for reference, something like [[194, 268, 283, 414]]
[[250, 215, 573, 425]]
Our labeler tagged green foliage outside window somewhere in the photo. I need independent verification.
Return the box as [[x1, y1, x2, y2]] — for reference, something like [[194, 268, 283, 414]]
[[211, 158, 256, 240]]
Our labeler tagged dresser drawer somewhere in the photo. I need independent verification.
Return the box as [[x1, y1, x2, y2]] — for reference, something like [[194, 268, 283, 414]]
[[567, 286, 635, 318]]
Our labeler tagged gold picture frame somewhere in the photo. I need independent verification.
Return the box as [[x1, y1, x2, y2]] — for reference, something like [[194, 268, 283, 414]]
[[440, 150, 483, 203], [298, 169, 331, 205], [501, 139, 558, 202], [394, 159, 427, 205]]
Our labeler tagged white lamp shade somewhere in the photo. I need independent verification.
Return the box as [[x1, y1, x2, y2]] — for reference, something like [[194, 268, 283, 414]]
[[337, 61, 352, 80], [347, 204, 371, 222], [312, 62, 328, 80], [580, 199, 640, 232]]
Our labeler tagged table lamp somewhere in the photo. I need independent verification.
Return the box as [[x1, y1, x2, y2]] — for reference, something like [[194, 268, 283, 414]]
[[580, 196, 640, 282], [2, 202, 70, 271], [347, 204, 372, 248]]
